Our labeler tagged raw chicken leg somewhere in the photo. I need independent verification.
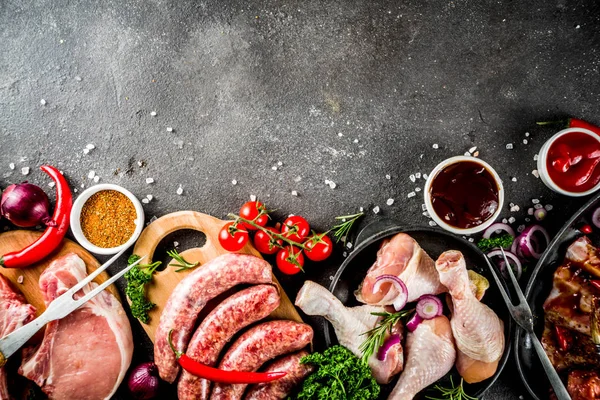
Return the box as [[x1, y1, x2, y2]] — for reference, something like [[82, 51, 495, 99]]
[[388, 316, 455, 400], [435, 250, 504, 383], [357, 233, 446, 304], [295, 281, 403, 384]]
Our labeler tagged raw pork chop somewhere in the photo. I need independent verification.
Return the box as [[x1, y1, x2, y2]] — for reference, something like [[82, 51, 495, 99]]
[[0, 275, 36, 400], [19, 253, 133, 400]]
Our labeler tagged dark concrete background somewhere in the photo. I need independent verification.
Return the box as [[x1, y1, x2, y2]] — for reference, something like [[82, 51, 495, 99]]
[[1, 0, 600, 398]]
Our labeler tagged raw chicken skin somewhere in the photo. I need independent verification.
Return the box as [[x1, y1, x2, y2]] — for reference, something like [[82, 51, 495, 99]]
[[388, 316, 455, 400], [357, 233, 446, 304], [295, 281, 403, 384], [435, 250, 504, 383]]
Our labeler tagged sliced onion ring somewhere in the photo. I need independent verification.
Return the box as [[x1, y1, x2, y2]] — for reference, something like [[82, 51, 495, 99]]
[[517, 225, 550, 259], [406, 313, 422, 332], [416, 295, 443, 320], [372, 275, 408, 311], [487, 249, 522, 280], [483, 222, 515, 241], [377, 334, 401, 361], [593, 207, 600, 228]]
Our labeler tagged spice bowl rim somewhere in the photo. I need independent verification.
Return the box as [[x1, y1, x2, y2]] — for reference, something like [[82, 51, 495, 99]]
[[423, 155, 504, 236], [536, 127, 600, 197], [70, 183, 145, 255]]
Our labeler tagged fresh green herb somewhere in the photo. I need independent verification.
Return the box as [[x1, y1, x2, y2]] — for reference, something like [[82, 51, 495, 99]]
[[476, 234, 513, 252], [124, 254, 162, 323], [167, 249, 199, 272], [426, 377, 477, 400], [295, 345, 379, 400], [331, 212, 364, 244], [359, 309, 413, 363]]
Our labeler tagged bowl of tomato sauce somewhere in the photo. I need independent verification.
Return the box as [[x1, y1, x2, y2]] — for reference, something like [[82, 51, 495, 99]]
[[538, 127, 600, 197]]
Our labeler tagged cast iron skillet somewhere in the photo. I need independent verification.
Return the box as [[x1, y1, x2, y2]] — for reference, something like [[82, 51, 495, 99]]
[[323, 220, 513, 399], [515, 191, 600, 400]]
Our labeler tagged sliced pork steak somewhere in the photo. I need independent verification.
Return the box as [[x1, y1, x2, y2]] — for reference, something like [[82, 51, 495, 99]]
[[0, 274, 36, 400], [19, 253, 133, 400]]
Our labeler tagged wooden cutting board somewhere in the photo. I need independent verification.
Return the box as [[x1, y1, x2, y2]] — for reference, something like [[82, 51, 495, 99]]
[[0, 230, 119, 317], [132, 211, 302, 343]]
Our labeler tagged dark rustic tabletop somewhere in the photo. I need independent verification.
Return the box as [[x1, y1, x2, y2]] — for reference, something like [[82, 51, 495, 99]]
[[1, 0, 600, 398]]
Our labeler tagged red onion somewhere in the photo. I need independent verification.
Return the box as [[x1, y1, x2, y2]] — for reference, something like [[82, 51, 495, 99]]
[[482, 222, 515, 241], [415, 295, 443, 320], [1, 183, 55, 228], [128, 362, 160, 399], [377, 334, 401, 361], [406, 313, 422, 332], [487, 249, 522, 280], [372, 275, 408, 311], [593, 207, 600, 228], [517, 225, 550, 259]]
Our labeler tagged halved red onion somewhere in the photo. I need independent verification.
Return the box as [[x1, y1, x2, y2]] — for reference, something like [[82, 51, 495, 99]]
[[373, 275, 408, 311], [487, 249, 522, 280], [406, 313, 422, 332], [415, 295, 443, 320], [517, 225, 550, 259], [377, 334, 401, 361], [593, 207, 600, 228], [483, 222, 515, 241]]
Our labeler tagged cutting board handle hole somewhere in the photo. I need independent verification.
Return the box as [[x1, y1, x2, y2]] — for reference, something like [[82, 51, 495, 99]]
[[151, 229, 207, 271]]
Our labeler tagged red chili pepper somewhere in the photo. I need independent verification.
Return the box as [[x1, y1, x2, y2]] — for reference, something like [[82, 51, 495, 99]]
[[554, 326, 570, 351], [537, 118, 600, 137], [581, 224, 593, 235], [591, 280, 600, 291], [167, 330, 286, 384], [0, 166, 72, 268]]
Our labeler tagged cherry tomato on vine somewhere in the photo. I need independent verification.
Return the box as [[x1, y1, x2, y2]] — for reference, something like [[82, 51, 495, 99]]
[[276, 246, 304, 275], [281, 216, 310, 243], [239, 201, 268, 230], [304, 233, 333, 262], [218, 222, 249, 252], [253, 227, 283, 255]]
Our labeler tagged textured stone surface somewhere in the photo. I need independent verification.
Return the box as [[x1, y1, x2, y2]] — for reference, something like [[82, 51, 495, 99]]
[[1, 0, 599, 398]]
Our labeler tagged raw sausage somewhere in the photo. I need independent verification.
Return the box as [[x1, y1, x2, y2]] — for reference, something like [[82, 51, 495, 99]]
[[154, 254, 273, 383], [177, 284, 281, 400], [210, 320, 313, 400], [244, 351, 314, 400]]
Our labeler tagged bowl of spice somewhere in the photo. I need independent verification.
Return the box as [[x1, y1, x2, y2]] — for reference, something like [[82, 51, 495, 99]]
[[70, 184, 144, 255], [424, 156, 504, 235]]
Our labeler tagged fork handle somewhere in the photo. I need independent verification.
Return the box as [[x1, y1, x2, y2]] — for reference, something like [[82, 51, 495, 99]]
[[0, 313, 50, 365], [529, 332, 572, 400]]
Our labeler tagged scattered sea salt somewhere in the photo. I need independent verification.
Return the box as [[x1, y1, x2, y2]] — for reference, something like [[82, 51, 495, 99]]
[[509, 202, 515, 208], [525, 132, 530, 137], [423, 173, 429, 180], [409, 174, 416, 183], [432, 144, 439, 149], [17, 275, 24, 284], [415, 187, 421, 192], [545, 204, 553, 211], [250, 194, 257, 201], [9, 163, 14, 170], [338, 132, 343, 137], [231, 179, 237, 185], [373, 206, 380, 214], [272, 166, 278, 171], [532, 170, 540, 178], [173, 241, 179, 247], [523, 139, 528, 145], [407, 191, 416, 198], [469, 146, 477, 154], [510, 205, 520, 212], [93, 175, 100, 183], [346, 242, 353, 249], [166, 127, 173, 132], [21, 167, 29, 175], [75, 76, 82, 81], [422, 204, 427, 211], [464, 151, 471, 156], [86, 144, 95, 150], [40, 99, 46, 106], [385, 174, 391, 180], [291, 190, 298, 196], [342, 251, 348, 257], [428, 220, 437, 227], [506, 143, 513, 150], [468, 237, 474, 243], [137, 161, 144, 167], [48, 181, 55, 188], [359, 207, 364, 212], [423, 211, 431, 218], [294, 176, 302, 183], [525, 217, 531, 222], [534, 204, 543, 210], [146, 177, 154, 184], [142, 198, 149, 204], [74, 188, 78, 193], [518, 225, 526, 233], [176, 186, 183, 195], [415, 172, 421, 179], [533, 154, 539, 161], [147, 195, 153, 201], [508, 216, 516, 224], [80, 183, 85, 188], [502, 218, 508, 224], [83, 148, 90, 154], [353, 139, 359, 143], [386, 198, 394, 206], [511, 177, 517, 182], [532, 198, 540, 204], [528, 208, 534, 215], [328, 181, 337, 189], [150, 111, 157, 116], [277, 161, 283, 166]]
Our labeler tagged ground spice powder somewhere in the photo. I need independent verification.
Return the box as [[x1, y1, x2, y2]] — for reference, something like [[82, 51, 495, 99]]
[[80, 190, 136, 248]]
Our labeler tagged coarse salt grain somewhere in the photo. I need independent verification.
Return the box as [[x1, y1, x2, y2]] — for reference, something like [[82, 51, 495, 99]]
[[40, 99, 46, 105], [407, 191, 416, 198], [86, 144, 95, 150], [545, 204, 553, 211], [353, 139, 359, 143], [272, 166, 278, 171], [525, 217, 530, 222], [386, 198, 394, 206], [423, 173, 428, 179], [338, 132, 343, 137], [518, 225, 526, 233], [150, 111, 157, 116], [291, 190, 298, 196], [464, 151, 471, 156], [250, 194, 257, 201], [415, 172, 421, 179], [359, 207, 364, 212], [532, 170, 540, 178], [48, 181, 55, 188], [528, 208, 534, 215], [231, 179, 237, 185], [508, 217, 516, 224], [534, 204, 543, 210], [523, 139, 528, 144], [146, 177, 154, 184], [17, 275, 24, 284], [532, 198, 540, 204], [142, 198, 149, 204], [422, 204, 427, 211], [346, 242, 353, 249], [409, 174, 416, 183], [428, 220, 437, 226], [533, 154, 539, 161], [525, 132, 530, 137], [385, 174, 391, 180], [176, 186, 183, 195], [173, 241, 179, 247], [469, 146, 477, 154], [415, 187, 421, 192], [75, 76, 82, 81], [432, 144, 439, 149], [511, 177, 517, 182], [328, 181, 337, 189], [147, 195, 153, 201], [277, 161, 283, 166], [468, 237, 474, 243], [506, 143, 513, 150], [93, 175, 100, 183], [373, 206, 380, 214], [510, 205, 520, 212], [21, 167, 29, 175], [502, 218, 508, 224], [423, 211, 431, 218], [166, 127, 173, 132], [509, 202, 515, 208], [9, 163, 14, 170]]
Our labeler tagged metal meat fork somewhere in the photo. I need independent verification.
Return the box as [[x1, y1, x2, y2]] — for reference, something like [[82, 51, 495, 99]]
[[483, 248, 571, 400], [0, 249, 145, 367]]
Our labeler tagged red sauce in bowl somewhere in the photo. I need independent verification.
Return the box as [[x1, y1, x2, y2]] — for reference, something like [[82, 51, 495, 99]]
[[546, 131, 600, 193], [430, 161, 500, 229]]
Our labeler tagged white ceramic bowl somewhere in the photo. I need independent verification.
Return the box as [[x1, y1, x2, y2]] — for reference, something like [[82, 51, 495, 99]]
[[537, 127, 600, 197], [70, 184, 145, 255], [424, 156, 504, 235]]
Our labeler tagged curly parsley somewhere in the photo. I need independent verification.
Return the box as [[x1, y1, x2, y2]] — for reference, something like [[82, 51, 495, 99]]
[[295, 345, 379, 400], [124, 254, 161, 324], [476, 234, 513, 252]]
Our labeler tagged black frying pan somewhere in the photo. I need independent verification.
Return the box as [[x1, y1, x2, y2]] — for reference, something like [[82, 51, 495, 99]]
[[323, 220, 513, 399]]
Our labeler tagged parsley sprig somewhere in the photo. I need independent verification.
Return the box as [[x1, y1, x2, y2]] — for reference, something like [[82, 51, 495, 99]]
[[426, 377, 477, 400], [167, 249, 199, 272], [359, 309, 413, 363], [124, 254, 161, 324]]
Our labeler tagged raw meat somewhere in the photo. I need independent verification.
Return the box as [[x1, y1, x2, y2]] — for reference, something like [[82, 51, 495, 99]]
[[388, 316, 455, 399], [155, 254, 273, 383], [19, 253, 133, 400], [0, 275, 36, 400], [295, 280, 403, 384], [435, 250, 504, 383], [567, 370, 600, 400], [178, 284, 280, 400], [356, 233, 446, 304]]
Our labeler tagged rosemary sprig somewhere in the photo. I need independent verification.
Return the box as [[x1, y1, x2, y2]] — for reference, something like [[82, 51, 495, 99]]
[[426, 377, 477, 400], [167, 249, 199, 272], [331, 212, 364, 244], [359, 309, 413, 363]]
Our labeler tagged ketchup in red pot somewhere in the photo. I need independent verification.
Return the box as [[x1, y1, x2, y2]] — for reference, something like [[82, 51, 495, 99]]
[[546, 131, 600, 193]]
